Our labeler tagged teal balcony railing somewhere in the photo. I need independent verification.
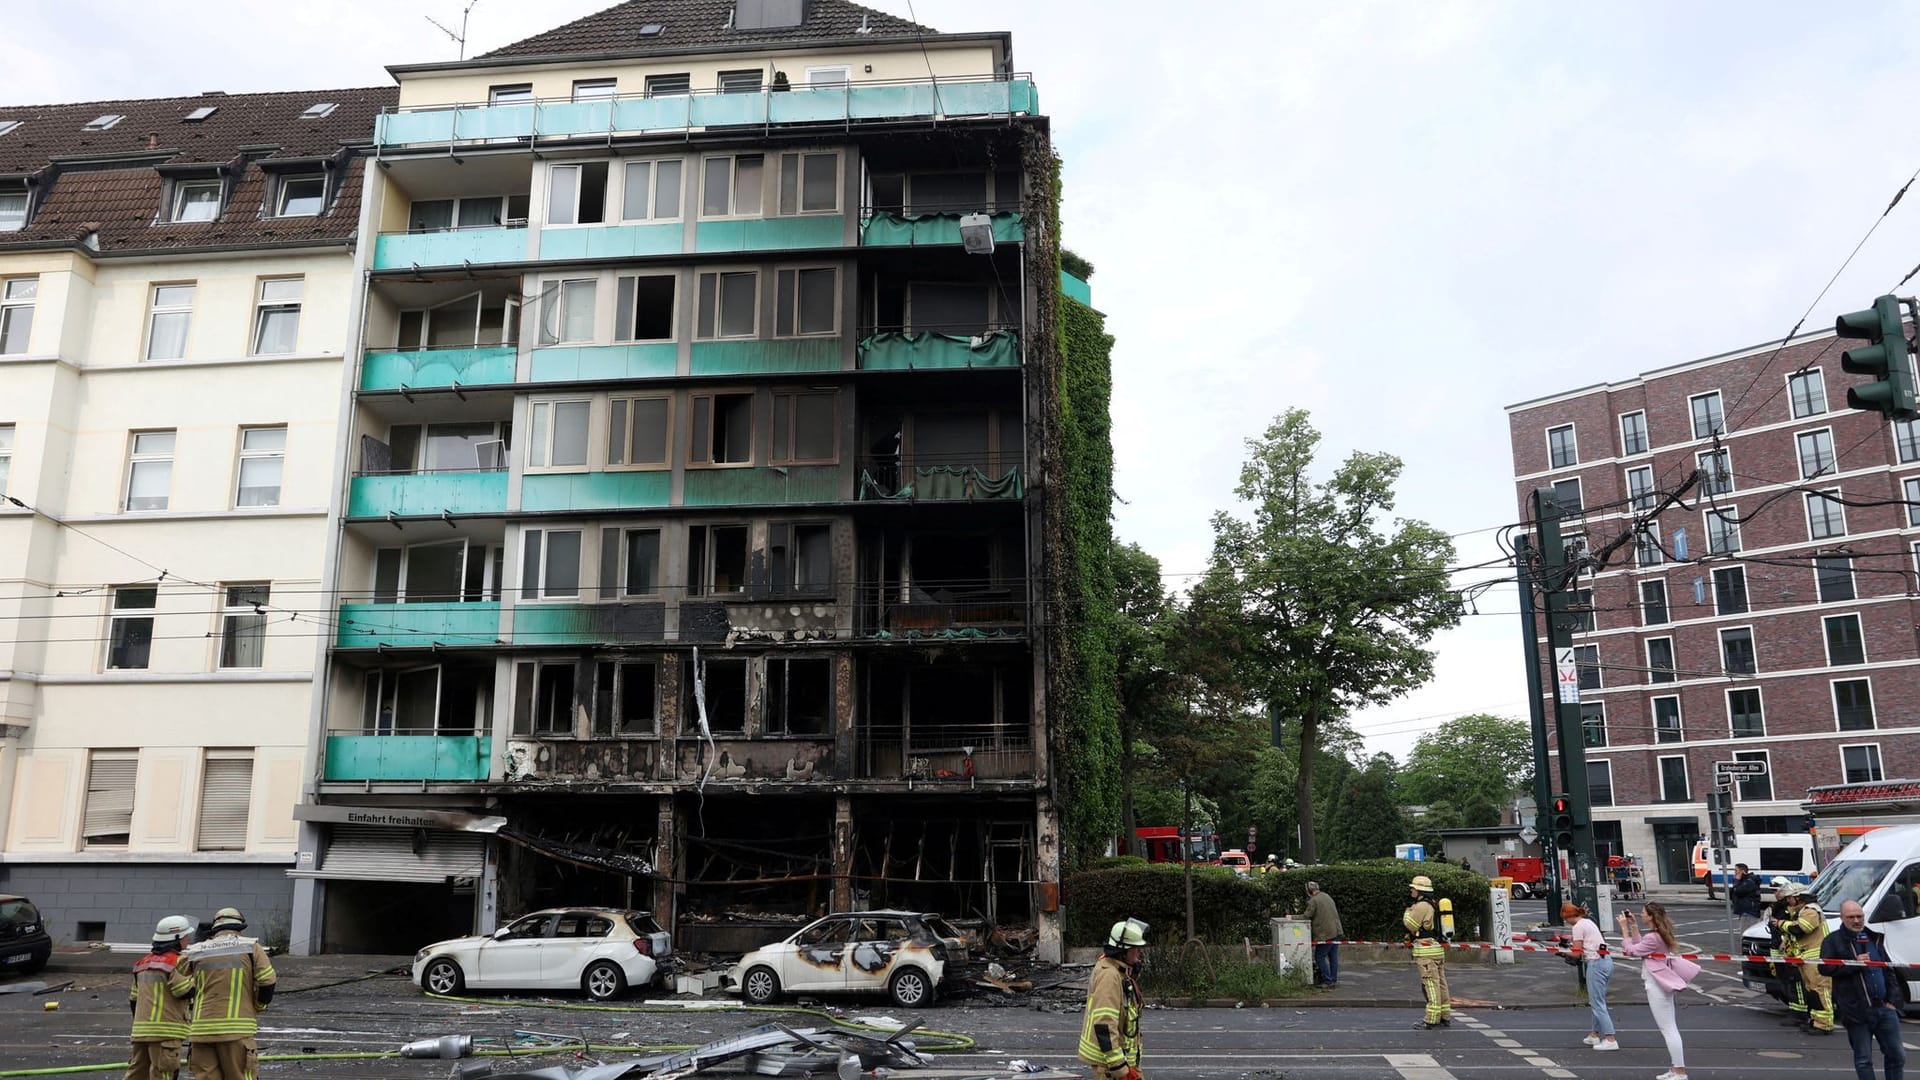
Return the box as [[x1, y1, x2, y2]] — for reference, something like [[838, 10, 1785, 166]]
[[1061, 270, 1092, 306], [859, 210, 1023, 247], [374, 75, 1039, 148], [683, 465, 840, 506], [858, 330, 1018, 371], [372, 226, 529, 270], [334, 602, 502, 649], [361, 346, 517, 391], [347, 470, 508, 518], [324, 734, 492, 782]]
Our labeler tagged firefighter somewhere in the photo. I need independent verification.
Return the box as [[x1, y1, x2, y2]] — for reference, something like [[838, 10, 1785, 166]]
[[1774, 884, 1833, 1034], [169, 907, 277, 1079], [1764, 875, 1804, 1020], [1079, 918, 1147, 1080], [126, 915, 194, 1080], [1405, 875, 1451, 1029]]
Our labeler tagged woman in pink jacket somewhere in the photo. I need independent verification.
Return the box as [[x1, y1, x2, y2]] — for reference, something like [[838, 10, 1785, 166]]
[[1620, 902, 1697, 1080]]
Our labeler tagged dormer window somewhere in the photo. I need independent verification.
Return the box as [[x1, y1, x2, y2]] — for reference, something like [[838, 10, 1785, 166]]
[[0, 185, 26, 232], [275, 175, 326, 217], [301, 102, 338, 119], [169, 179, 222, 223], [0, 121, 20, 137], [185, 106, 218, 122], [83, 114, 125, 131]]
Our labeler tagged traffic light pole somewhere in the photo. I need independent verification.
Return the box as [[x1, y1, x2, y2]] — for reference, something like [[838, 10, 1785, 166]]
[[1514, 535, 1565, 921], [1532, 490, 1601, 917]]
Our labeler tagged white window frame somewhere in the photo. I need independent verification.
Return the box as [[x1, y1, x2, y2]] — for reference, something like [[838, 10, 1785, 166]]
[[772, 265, 840, 338], [520, 527, 584, 600], [1841, 742, 1885, 783], [717, 69, 764, 94], [1816, 554, 1856, 603], [143, 282, 195, 361], [0, 423, 12, 496], [776, 150, 842, 215], [1718, 624, 1757, 675], [300, 101, 339, 118], [1572, 643, 1600, 691], [217, 583, 270, 669], [1796, 427, 1837, 479], [545, 162, 609, 226], [607, 394, 672, 470], [572, 79, 618, 101], [251, 277, 303, 355], [0, 184, 26, 232], [82, 751, 137, 848], [1712, 565, 1748, 615], [1546, 423, 1577, 469], [1689, 390, 1725, 439], [105, 585, 157, 671], [1789, 368, 1828, 418], [1618, 410, 1649, 456], [699, 153, 766, 219], [526, 399, 592, 471], [0, 276, 36, 355], [1697, 447, 1733, 495], [1731, 748, 1773, 799], [1549, 476, 1583, 514], [169, 178, 222, 223], [234, 425, 286, 508], [1635, 522, 1663, 567], [124, 430, 175, 512], [1640, 578, 1669, 625], [619, 159, 685, 223], [645, 73, 691, 97], [1625, 465, 1656, 511], [1644, 635, 1676, 684], [1587, 759, 1615, 807], [397, 291, 520, 350], [1652, 694, 1682, 743], [1805, 489, 1847, 540], [1705, 508, 1740, 554], [614, 273, 678, 342], [1824, 612, 1867, 666], [695, 269, 760, 340], [274, 174, 326, 217], [804, 65, 851, 86], [195, 752, 254, 851], [1833, 677, 1877, 732], [1657, 753, 1690, 802], [539, 278, 598, 345], [1579, 701, 1606, 748], [1899, 419, 1920, 464]]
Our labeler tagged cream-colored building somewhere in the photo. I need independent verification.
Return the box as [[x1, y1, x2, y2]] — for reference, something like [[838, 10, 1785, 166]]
[[0, 88, 392, 946]]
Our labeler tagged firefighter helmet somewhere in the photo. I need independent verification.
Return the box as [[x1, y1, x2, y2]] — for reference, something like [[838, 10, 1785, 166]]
[[1410, 875, 1435, 893], [211, 907, 248, 932], [1106, 918, 1150, 948], [153, 915, 194, 946]]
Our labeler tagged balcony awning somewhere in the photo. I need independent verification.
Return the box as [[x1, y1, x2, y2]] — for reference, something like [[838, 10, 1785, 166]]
[[288, 824, 485, 883]]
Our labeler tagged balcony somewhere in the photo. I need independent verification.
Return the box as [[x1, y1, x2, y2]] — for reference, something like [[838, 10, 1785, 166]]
[[372, 226, 529, 271], [334, 602, 502, 648], [348, 470, 508, 518], [530, 344, 678, 382], [858, 330, 1018, 371], [874, 589, 1026, 639], [854, 725, 1033, 781], [512, 602, 666, 647], [694, 215, 847, 253], [324, 733, 492, 782], [361, 346, 517, 391], [520, 471, 671, 512], [1061, 269, 1092, 306], [374, 76, 1040, 149], [538, 222, 681, 260], [689, 338, 841, 376], [683, 465, 840, 507], [859, 210, 1023, 247], [857, 462, 1023, 501]]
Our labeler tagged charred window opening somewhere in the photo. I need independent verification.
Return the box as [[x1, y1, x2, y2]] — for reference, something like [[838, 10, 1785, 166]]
[[861, 661, 1032, 779], [850, 812, 1035, 924], [691, 393, 754, 464], [689, 524, 749, 596], [687, 657, 748, 733], [514, 660, 582, 736], [768, 522, 833, 595], [768, 657, 832, 735], [592, 660, 658, 736]]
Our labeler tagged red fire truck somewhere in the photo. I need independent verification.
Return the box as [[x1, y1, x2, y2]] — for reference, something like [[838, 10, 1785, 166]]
[[1132, 826, 1221, 864]]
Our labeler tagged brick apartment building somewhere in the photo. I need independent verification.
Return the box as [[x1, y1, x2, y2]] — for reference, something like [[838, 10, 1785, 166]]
[[1507, 330, 1920, 888]]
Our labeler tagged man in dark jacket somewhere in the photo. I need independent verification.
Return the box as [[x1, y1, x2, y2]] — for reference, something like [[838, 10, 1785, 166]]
[[1730, 864, 1764, 918], [1819, 900, 1905, 1080]]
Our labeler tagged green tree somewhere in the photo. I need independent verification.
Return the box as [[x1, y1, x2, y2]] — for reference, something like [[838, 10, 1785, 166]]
[[1205, 409, 1462, 862], [1324, 752, 1411, 860], [1113, 541, 1176, 852], [1398, 713, 1532, 828]]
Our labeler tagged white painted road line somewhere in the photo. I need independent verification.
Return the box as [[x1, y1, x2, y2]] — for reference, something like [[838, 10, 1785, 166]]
[[1384, 1053, 1459, 1080]]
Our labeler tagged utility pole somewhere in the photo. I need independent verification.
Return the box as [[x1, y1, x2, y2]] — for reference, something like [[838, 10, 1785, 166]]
[[1513, 535, 1564, 920], [1531, 490, 1600, 916]]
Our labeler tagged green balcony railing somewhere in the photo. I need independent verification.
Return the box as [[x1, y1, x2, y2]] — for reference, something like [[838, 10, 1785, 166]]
[[859, 210, 1023, 247], [334, 602, 502, 648], [324, 734, 492, 781], [360, 346, 517, 391], [1061, 270, 1092, 306], [683, 465, 840, 507], [858, 330, 1018, 371], [347, 471, 508, 518], [374, 76, 1039, 148], [694, 215, 847, 253], [372, 227, 529, 270]]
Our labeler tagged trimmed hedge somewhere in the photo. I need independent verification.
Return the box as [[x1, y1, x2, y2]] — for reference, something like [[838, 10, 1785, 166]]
[[1266, 861, 1487, 941]]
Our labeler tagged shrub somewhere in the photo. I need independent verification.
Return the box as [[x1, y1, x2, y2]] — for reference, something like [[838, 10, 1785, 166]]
[[1060, 248, 1096, 281], [1263, 861, 1488, 941], [1065, 864, 1271, 946], [1085, 855, 1149, 871], [1138, 941, 1309, 1002]]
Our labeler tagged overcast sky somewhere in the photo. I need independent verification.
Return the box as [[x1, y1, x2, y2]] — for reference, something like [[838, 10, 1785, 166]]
[[11, 2, 1920, 758]]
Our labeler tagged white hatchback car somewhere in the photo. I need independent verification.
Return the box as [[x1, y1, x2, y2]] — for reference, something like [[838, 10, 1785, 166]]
[[413, 908, 671, 1001], [727, 911, 968, 1008]]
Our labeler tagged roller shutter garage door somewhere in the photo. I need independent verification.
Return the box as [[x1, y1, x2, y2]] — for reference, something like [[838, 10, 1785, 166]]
[[307, 825, 485, 882]]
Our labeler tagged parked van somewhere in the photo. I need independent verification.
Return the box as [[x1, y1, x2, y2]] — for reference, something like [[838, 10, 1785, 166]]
[[1691, 834, 1816, 892], [1219, 849, 1251, 877], [1741, 823, 1920, 1007]]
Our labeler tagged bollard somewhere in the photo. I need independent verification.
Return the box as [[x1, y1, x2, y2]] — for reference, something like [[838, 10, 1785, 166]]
[[1489, 886, 1514, 966]]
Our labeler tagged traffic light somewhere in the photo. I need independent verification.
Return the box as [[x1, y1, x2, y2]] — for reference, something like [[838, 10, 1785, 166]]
[[1707, 789, 1735, 853], [1837, 294, 1918, 420], [1551, 793, 1575, 851]]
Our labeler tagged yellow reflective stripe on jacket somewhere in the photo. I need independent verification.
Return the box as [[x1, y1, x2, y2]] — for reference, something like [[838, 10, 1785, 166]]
[[1411, 941, 1445, 958], [129, 953, 190, 1041], [178, 934, 274, 1040], [1078, 955, 1139, 1068]]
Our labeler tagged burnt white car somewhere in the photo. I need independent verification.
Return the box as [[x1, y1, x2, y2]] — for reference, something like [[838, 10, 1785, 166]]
[[413, 908, 670, 1002], [726, 911, 967, 1008]]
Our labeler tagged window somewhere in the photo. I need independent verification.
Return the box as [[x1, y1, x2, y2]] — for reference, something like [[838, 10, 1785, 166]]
[[686, 657, 748, 733], [771, 391, 836, 464], [1697, 448, 1733, 494], [1728, 684, 1766, 734], [235, 426, 285, 507], [1646, 637, 1675, 683], [1658, 755, 1690, 802], [546, 162, 608, 225], [489, 84, 533, 105], [695, 271, 757, 338], [1569, 588, 1594, 633], [1626, 465, 1656, 511], [1835, 679, 1876, 731], [620, 528, 661, 596], [0, 277, 35, 354], [591, 660, 657, 736], [767, 657, 832, 734], [275, 175, 326, 217], [409, 195, 529, 232], [615, 274, 676, 341], [770, 522, 832, 593], [1640, 579, 1669, 625], [1899, 419, 1920, 463], [774, 267, 838, 336], [300, 101, 338, 119], [82, 752, 137, 847], [777, 151, 840, 214], [1719, 627, 1756, 675], [688, 524, 749, 595], [1587, 760, 1614, 808], [1789, 369, 1828, 417], [1711, 566, 1748, 615], [1733, 750, 1772, 800], [106, 586, 157, 670], [527, 400, 590, 469], [718, 69, 764, 94], [806, 65, 851, 86], [1817, 555, 1855, 603], [539, 279, 597, 345], [144, 283, 194, 360], [1619, 411, 1648, 456], [621, 160, 683, 222], [83, 113, 124, 131], [1548, 477, 1583, 514], [0, 120, 17, 136], [1653, 696, 1682, 743], [1797, 429, 1836, 479], [690, 392, 753, 464], [251, 278, 302, 354], [572, 79, 617, 100], [1825, 613, 1866, 666], [0, 185, 25, 231], [1547, 424, 1577, 468], [1806, 490, 1846, 539], [1635, 523, 1663, 567], [0, 424, 11, 494], [645, 73, 691, 97], [185, 106, 217, 122], [1580, 702, 1606, 747], [169, 179, 221, 223], [701, 154, 764, 217], [374, 541, 472, 603], [1705, 509, 1740, 554], [1843, 743, 1885, 784], [521, 528, 583, 599], [608, 396, 670, 467], [196, 754, 253, 851], [1690, 391, 1724, 438], [218, 584, 269, 669], [1573, 644, 1600, 690], [124, 431, 175, 511], [514, 660, 577, 736], [1909, 477, 1920, 526]]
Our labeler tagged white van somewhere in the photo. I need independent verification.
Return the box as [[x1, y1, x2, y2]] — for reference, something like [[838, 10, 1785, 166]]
[[1691, 834, 1816, 891], [1740, 824, 1920, 1007]]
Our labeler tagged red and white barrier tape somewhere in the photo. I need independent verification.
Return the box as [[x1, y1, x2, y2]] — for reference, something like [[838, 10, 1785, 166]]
[[1302, 937, 1907, 969]]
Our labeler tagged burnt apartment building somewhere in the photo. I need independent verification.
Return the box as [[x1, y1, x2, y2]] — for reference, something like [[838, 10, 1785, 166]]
[[287, 0, 1098, 961], [1507, 330, 1920, 889]]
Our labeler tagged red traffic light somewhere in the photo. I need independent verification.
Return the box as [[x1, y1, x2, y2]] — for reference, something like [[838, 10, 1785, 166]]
[[1552, 795, 1571, 814]]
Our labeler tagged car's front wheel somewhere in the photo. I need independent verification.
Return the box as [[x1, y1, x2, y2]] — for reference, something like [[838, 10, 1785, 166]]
[[889, 966, 932, 1008], [742, 965, 780, 1005], [423, 958, 465, 996], [583, 960, 626, 1001]]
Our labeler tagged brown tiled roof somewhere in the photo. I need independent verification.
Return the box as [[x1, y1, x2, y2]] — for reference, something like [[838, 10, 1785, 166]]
[[0, 87, 395, 254], [478, 0, 937, 60]]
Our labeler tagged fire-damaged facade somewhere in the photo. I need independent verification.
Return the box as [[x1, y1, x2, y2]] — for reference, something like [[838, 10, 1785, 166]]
[[288, 0, 1089, 963]]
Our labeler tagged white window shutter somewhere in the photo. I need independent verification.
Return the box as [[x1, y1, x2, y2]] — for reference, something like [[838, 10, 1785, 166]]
[[82, 755, 137, 843], [197, 757, 254, 851]]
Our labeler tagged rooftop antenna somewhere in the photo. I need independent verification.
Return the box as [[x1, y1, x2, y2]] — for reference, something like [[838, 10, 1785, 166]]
[[426, 0, 482, 60]]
